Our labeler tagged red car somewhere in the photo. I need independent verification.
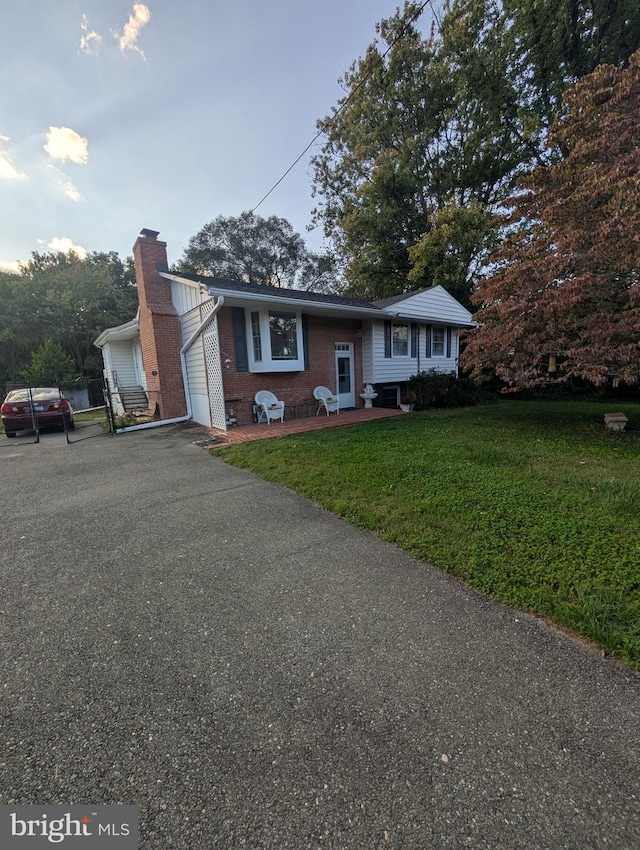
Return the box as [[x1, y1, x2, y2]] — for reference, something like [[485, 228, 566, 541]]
[[1, 387, 75, 437]]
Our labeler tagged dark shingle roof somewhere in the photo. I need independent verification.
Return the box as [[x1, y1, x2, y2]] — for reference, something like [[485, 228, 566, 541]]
[[168, 271, 382, 311]]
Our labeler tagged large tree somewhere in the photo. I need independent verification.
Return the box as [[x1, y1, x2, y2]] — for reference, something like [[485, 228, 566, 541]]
[[0, 251, 137, 385], [311, 0, 640, 306], [175, 211, 339, 292], [504, 0, 640, 128], [0, 271, 32, 384], [311, 1, 547, 306], [461, 52, 640, 389]]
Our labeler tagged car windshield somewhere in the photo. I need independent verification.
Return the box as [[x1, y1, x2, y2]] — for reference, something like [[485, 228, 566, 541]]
[[5, 388, 60, 402]]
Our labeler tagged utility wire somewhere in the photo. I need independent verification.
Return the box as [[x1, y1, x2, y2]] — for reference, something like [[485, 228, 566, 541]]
[[251, 0, 432, 214]]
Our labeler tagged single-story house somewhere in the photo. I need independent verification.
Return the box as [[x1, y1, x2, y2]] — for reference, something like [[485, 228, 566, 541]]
[[95, 228, 474, 430]]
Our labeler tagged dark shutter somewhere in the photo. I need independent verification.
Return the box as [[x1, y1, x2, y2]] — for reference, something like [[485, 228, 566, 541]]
[[424, 325, 432, 358], [384, 321, 392, 358], [231, 307, 248, 372], [446, 327, 452, 358], [410, 323, 417, 358], [302, 314, 310, 370]]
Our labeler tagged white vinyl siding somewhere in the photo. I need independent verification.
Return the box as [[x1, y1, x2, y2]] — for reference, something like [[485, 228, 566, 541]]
[[385, 285, 473, 325], [108, 340, 138, 387], [180, 304, 208, 396], [362, 320, 375, 383], [366, 321, 459, 382], [171, 278, 207, 315]]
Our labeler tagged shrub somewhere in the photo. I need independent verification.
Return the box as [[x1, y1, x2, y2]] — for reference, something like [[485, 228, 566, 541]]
[[113, 412, 138, 430], [407, 369, 495, 409]]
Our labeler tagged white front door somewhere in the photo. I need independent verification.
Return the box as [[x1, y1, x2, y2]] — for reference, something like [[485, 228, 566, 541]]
[[335, 343, 355, 409]]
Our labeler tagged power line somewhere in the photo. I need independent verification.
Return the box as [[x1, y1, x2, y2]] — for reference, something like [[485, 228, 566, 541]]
[[251, 0, 433, 215]]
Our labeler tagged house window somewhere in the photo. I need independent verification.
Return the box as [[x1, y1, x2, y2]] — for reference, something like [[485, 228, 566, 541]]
[[246, 308, 305, 372], [251, 311, 262, 362], [392, 323, 409, 356], [432, 327, 445, 357], [269, 311, 298, 360]]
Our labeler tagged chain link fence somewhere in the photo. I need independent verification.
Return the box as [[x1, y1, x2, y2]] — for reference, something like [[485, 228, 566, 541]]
[[1, 381, 115, 445], [59, 379, 114, 443], [0, 386, 41, 446]]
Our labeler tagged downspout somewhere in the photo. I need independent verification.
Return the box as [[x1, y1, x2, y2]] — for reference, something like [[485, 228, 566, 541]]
[[117, 296, 225, 433]]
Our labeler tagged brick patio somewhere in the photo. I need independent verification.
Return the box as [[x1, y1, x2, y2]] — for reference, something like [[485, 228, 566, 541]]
[[208, 406, 405, 444]]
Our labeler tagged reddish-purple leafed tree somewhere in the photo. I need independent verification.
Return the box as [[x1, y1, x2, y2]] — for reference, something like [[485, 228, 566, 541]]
[[462, 51, 640, 389]]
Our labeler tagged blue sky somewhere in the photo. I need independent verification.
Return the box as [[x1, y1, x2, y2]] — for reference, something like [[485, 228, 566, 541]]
[[0, 0, 433, 273]]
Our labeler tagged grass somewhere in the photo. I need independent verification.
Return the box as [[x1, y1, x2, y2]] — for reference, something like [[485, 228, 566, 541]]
[[75, 408, 107, 422], [212, 401, 640, 669]]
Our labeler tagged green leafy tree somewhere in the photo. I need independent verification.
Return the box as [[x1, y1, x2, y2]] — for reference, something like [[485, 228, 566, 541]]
[[0, 271, 36, 385], [20, 339, 78, 385], [504, 0, 640, 128], [311, 0, 640, 306], [0, 251, 137, 384], [407, 202, 497, 303], [461, 52, 640, 389], [311, 1, 539, 306], [18, 251, 136, 374], [175, 211, 339, 292]]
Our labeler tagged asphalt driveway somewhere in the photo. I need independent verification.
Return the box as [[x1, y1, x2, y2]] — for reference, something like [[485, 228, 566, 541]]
[[1, 425, 639, 849]]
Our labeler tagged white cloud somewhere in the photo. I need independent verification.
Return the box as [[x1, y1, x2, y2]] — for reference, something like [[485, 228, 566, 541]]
[[64, 183, 82, 203], [0, 259, 21, 274], [0, 136, 27, 181], [44, 127, 88, 165], [46, 164, 83, 203], [113, 3, 151, 58], [47, 237, 87, 259], [79, 14, 102, 55]]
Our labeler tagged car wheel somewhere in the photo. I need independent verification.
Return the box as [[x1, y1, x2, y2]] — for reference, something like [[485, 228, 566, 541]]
[[5, 431, 16, 438], [68, 419, 75, 431]]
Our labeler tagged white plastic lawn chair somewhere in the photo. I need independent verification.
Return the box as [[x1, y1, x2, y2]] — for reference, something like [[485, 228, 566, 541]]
[[254, 390, 285, 424], [313, 386, 339, 416]]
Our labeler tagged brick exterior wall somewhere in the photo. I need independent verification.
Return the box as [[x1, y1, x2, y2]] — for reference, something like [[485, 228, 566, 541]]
[[133, 232, 187, 420], [217, 310, 364, 426]]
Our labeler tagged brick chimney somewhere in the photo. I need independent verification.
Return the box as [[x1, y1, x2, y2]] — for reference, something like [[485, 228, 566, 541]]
[[133, 229, 187, 419]]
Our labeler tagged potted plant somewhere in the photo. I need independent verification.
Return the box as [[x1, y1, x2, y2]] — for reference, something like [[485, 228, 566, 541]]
[[400, 391, 416, 412]]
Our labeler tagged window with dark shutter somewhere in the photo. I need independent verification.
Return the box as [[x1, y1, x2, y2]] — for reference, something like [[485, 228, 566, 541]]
[[384, 321, 391, 358], [392, 324, 409, 356], [446, 328, 452, 358], [410, 323, 417, 358], [432, 327, 445, 356]]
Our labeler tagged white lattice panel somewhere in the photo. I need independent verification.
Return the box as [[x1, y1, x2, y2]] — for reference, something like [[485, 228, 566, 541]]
[[202, 305, 226, 431]]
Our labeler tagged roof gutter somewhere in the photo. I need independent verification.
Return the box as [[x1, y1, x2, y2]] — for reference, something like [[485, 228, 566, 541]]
[[204, 288, 385, 318], [115, 296, 225, 433], [390, 314, 477, 329], [94, 309, 141, 348]]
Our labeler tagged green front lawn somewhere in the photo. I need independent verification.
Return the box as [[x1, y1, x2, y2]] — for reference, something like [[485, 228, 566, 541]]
[[213, 401, 640, 669]]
